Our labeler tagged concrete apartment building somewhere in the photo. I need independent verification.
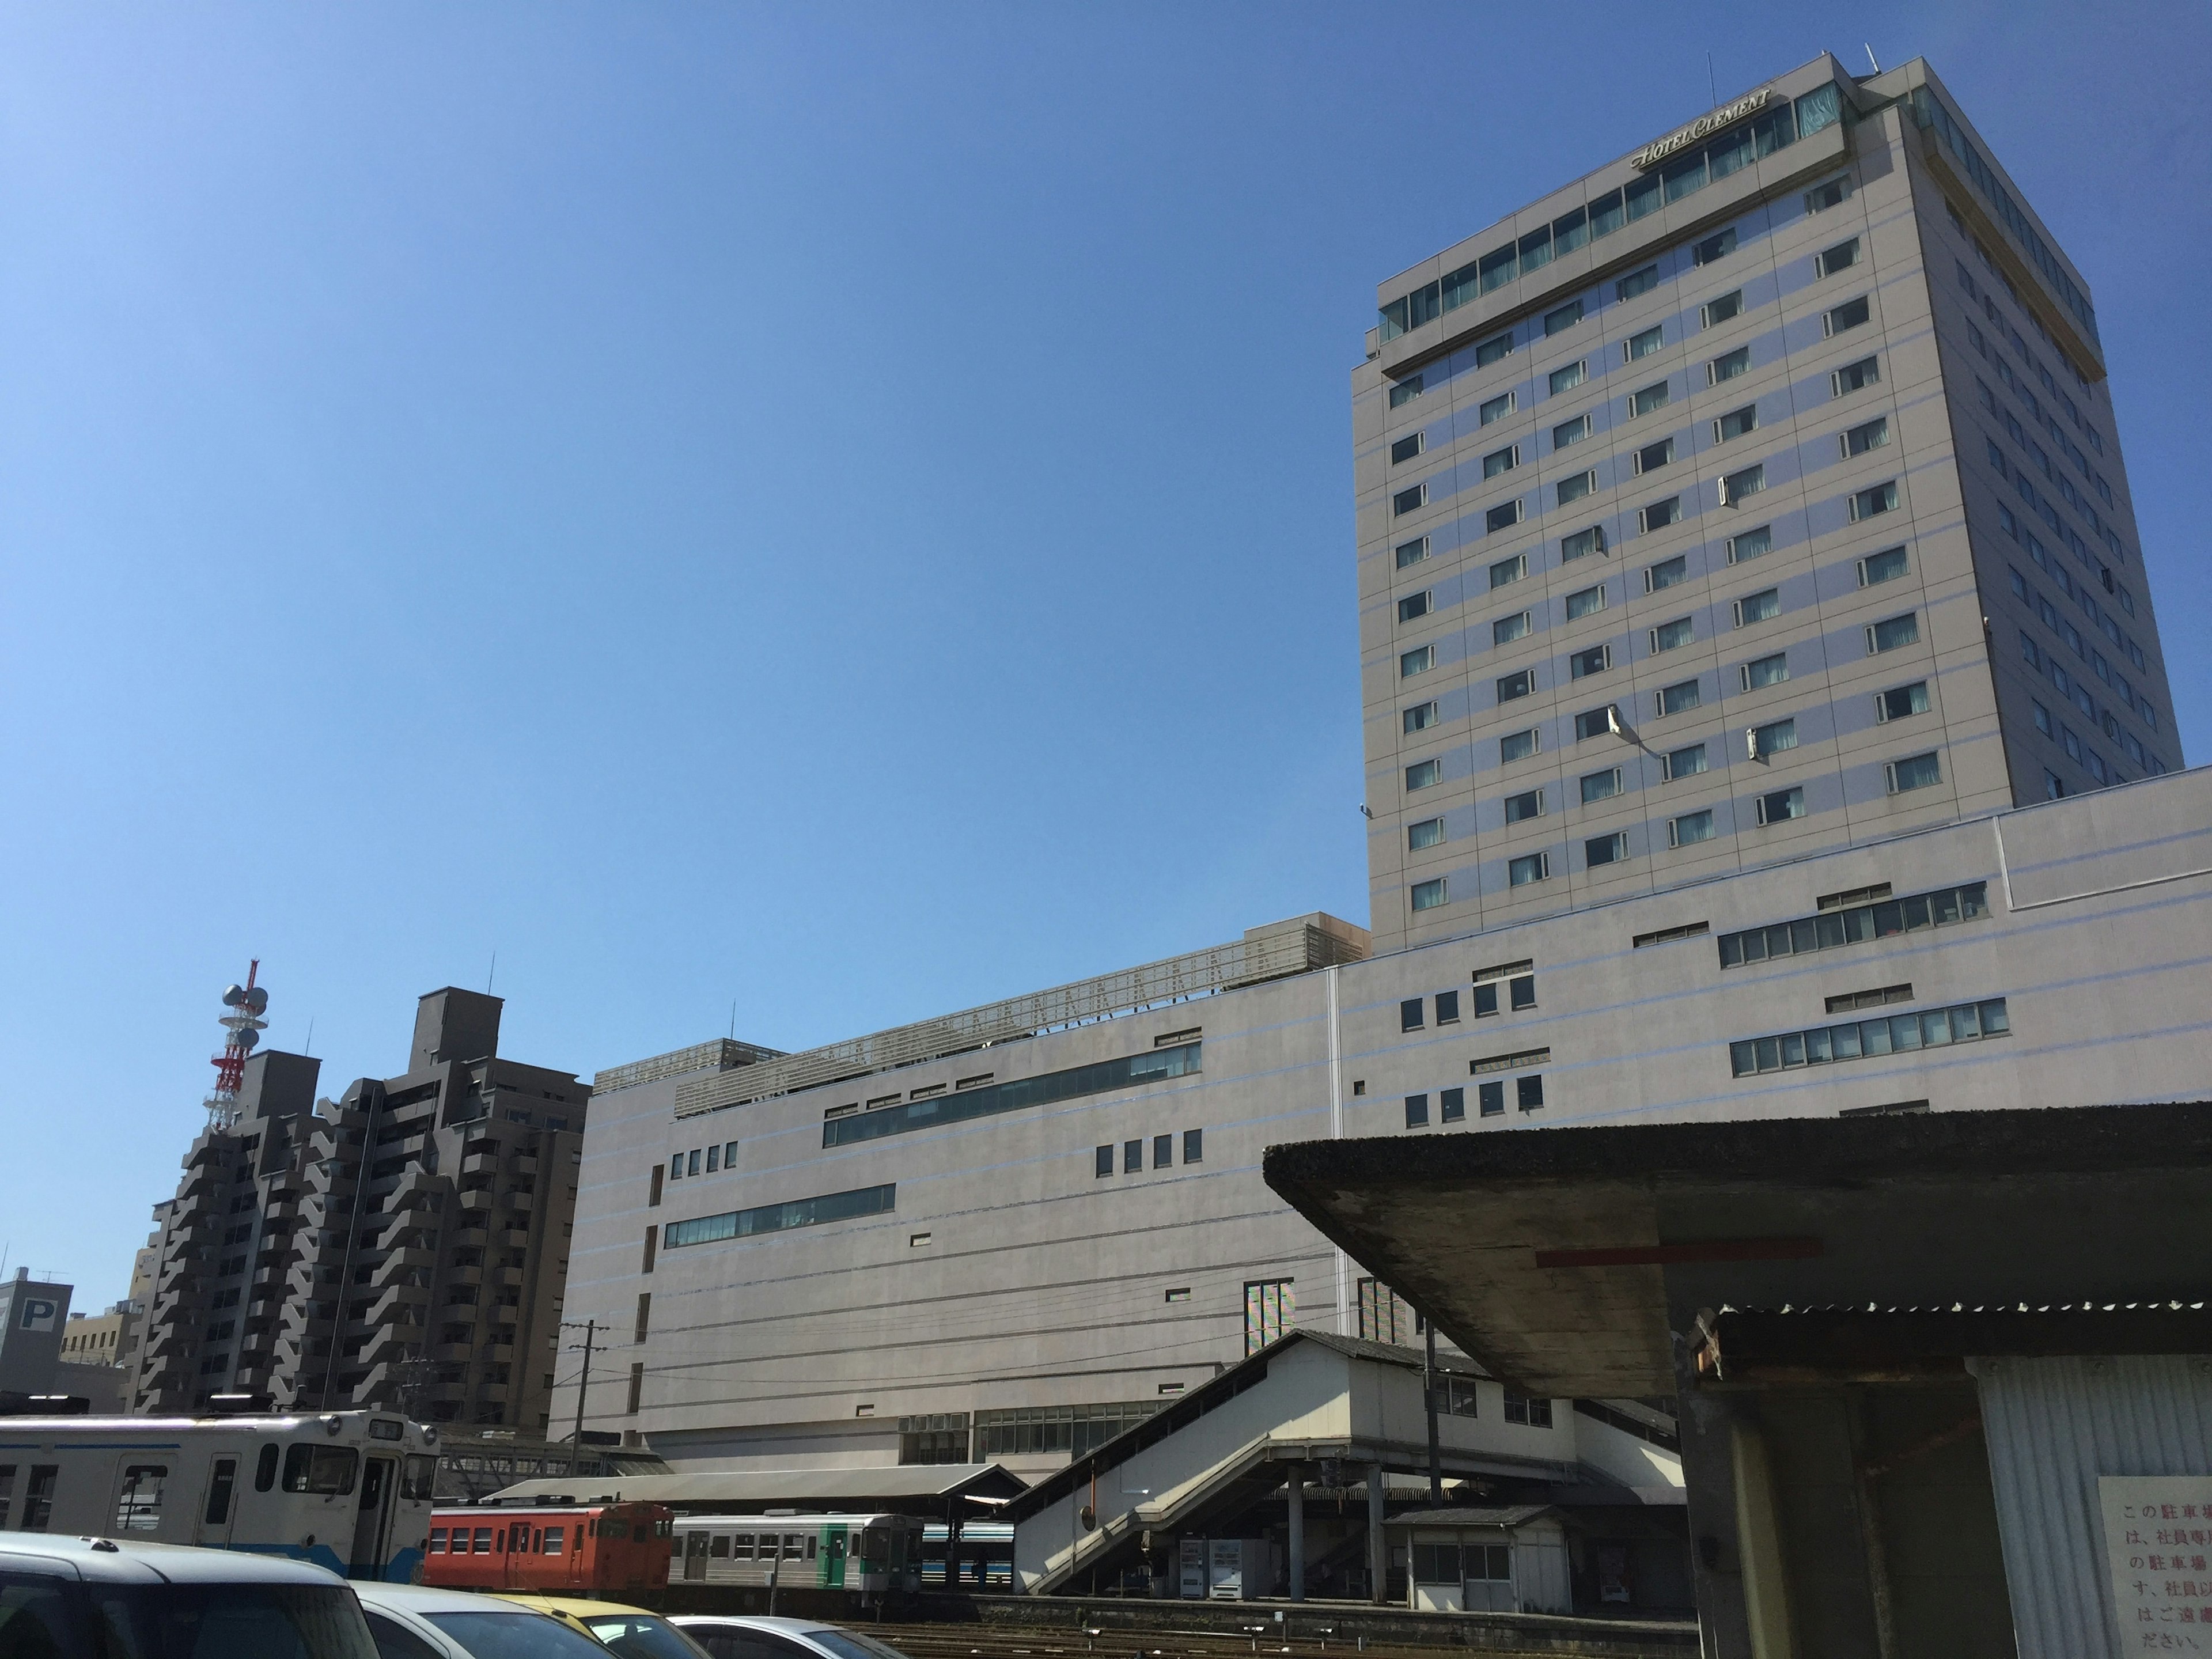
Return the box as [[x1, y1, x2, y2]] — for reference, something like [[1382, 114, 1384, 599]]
[[1358, 56, 2173, 952], [550, 52, 2196, 1510], [131, 988, 588, 1429]]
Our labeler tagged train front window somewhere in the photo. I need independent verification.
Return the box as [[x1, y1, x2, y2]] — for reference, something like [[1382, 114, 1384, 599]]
[[400, 1456, 437, 1501], [281, 1445, 358, 1496]]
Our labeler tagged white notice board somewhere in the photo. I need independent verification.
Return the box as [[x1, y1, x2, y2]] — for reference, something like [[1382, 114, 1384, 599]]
[[2099, 1475, 2212, 1649]]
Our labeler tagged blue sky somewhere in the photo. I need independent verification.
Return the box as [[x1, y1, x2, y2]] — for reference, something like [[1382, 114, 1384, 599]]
[[3, 2, 2206, 1298]]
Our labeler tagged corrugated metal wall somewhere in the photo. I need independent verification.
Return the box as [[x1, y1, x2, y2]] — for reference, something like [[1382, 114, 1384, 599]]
[[1973, 1355, 2212, 1659]]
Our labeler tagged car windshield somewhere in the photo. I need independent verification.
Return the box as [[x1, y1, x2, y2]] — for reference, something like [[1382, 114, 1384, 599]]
[[581, 1614, 710, 1659], [87, 1584, 378, 1659], [423, 1611, 615, 1659], [805, 1634, 915, 1659]]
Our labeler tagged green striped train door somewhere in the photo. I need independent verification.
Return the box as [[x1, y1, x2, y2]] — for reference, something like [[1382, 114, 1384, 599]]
[[823, 1522, 848, 1588]]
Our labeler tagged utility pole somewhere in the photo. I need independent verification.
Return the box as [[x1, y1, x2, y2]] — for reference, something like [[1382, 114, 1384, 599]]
[[1423, 1320, 1443, 1504], [565, 1319, 597, 1475]]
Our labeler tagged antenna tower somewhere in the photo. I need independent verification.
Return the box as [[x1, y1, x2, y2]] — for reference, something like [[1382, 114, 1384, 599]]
[[207, 961, 268, 1130]]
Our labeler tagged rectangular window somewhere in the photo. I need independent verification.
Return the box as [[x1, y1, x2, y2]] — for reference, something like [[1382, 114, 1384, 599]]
[[1400, 997, 1425, 1032], [1486, 499, 1524, 533], [1410, 878, 1448, 911], [1183, 1128, 1203, 1164], [1403, 700, 1438, 734], [1693, 228, 1737, 266], [1392, 484, 1426, 516], [1669, 808, 1717, 847], [1625, 325, 1663, 361], [1397, 590, 1430, 623], [1639, 497, 1682, 533], [1573, 706, 1614, 741], [1554, 204, 1589, 255], [1475, 332, 1512, 367], [1630, 381, 1670, 418], [1560, 525, 1605, 561], [1613, 265, 1660, 304], [1517, 1075, 1546, 1112], [1806, 175, 1851, 213], [1508, 852, 1550, 887], [1496, 668, 1534, 703], [1885, 751, 1942, 793], [1404, 759, 1439, 791], [1590, 187, 1626, 236], [664, 1183, 897, 1247], [1634, 438, 1675, 475], [1663, 741, 1707, 780], [1389, 433, 1423, 464], [1815, 236, 1861, 279], [1850, 481, 1899, 521], [1709, 346, 1751, 385], [687, 1149, 702, 1176], [1544, 299, 1584, 335], [1752, 717, 1797, 758], [1867, 613, 1919, 653], [1733, 588, 1781, 627], [1843, 416, 1890, 457], [1858, 545, 1909, 586], [1243, 1280, 1294, 1356], [1400, 645, 1434, 678], [1726, 524, 1772, 564], [1094, 1144, 1113, 1178], [1499, 728, 1539, 764], [1503, 788, 1544, 824], [1700, 290, 1744, 328], [2031, 698, 2052, 736], [1484, 444, 1520, 479], [1729, 997, 2008, 1078], [1821, 294, 1876, 342], [1650, 617, 1694, 653], [1569, 644, 1612, 679], [1122, 1139, 1143, 1174], [1580, 767, 1622, 805], [1565, 585, 1605, 621], [1492, 609, 1531, 646], [1719, 464, 1766, 506], [1479, 391, 1514, 425], [1741, 652, 1789, 691], [1877, 681, 1931, 722], [1553, 414, 1591, 450], [1831, 356, 1879, 396], [1556, 470, 1596, 506], [1395, 536, 1429, 570], [1408, 816, 1445, 851], [1388, 375, 1423, 409], [1437, 1086, 1465, 1124], [1478, 1080, 1505, 1116], [1403, 1093, 1429, 1129], [1755, 786, 1805, 825], [1714, 404, 1758, 442], [1585, 831, 1627, 868], [1549, 361, 1588, 396], [1645, 554, 1687, 593], [1656, 677, 1701, 717]]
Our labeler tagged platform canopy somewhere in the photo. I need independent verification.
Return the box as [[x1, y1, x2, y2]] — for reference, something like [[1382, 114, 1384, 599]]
[[1262, 1103, 2212, 1398]]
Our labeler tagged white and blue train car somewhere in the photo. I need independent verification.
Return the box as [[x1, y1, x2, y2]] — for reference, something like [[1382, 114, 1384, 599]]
[[0, 1411, 438, 1581]]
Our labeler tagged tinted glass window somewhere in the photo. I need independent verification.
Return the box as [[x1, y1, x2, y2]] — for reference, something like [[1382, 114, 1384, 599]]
[[423, 1612, 614, 1659]]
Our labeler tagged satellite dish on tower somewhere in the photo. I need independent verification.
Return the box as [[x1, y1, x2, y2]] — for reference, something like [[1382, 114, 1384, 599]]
[[244, 987, 268, 1014], [222, 984, 247, 1007]]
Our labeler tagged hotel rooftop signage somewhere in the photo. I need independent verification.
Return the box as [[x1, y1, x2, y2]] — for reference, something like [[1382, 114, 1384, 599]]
[[1631, 88, 1772, 170]]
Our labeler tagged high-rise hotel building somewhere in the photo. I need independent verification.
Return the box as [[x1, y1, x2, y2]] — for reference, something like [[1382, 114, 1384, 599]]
[[1358, 55, 2176, 951]]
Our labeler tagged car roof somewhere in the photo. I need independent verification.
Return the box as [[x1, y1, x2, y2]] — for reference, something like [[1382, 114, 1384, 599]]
[[0, 1538, 347, 1587], [354, 1582, 547, 1615], [494, 1593, 662, 1619], [669, 1616, 842, 1635]]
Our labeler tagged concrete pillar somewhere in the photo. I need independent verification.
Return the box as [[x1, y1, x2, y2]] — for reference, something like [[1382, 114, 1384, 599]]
[[1366, 1464, 1387, 1604], [1731, 1419, 1795, 1658], [1286, 1464, 1305, 1603]]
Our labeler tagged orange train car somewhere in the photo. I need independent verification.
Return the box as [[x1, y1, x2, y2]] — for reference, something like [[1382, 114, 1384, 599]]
[[423, 1502, 673, 1593]]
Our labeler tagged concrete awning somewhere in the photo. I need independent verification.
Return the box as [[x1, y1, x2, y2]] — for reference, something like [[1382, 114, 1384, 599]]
[[1262, 1103, 2212, 1398], [482, 1461, 1026, 1510]]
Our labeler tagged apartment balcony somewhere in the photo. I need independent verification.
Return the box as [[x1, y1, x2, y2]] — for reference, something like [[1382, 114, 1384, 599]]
[[488, 1304, 519, 1326], [494, 1268, 525, 1290], [431, 1343, 475, 1365], [372, 1248, 438, 1286], [473, 1383, 511, 1406], [499, 1230, 531, 1251], [458, 1191, 495, 1214], [445, 1265, 483, 1288], [460, 1153, 499, 1177], [502, 1192, 535, 1215], [511, 1157, 539, 1179]]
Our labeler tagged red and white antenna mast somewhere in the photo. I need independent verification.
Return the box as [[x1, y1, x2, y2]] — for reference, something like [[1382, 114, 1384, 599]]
[[207, 961, 268, 1130]]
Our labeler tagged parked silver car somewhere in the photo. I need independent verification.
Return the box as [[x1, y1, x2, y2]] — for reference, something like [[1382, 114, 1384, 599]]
[[0, 1534, 377, 1658], [351, 1582, 612, 1659], [666, 1616, 914, 1659]]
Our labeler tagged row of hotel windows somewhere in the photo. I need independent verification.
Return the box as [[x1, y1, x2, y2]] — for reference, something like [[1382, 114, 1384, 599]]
[[1399, 964, 1537, 1030], [1377, 82, 1844, 341], [1999, 502, 2143, 672], [1717, 880, 1987, 969], [1388, 237, 1865, 473], [1093, 1128, 1203, 1177], [1730, 997, 2010, 1077], [1403, 1072, 1546, 1126], [897, 1402, 1169, 1464], [2010, 566, 2157, 745], [1399, 547, 1912, 728], [1963, 271, 2107, 486], [1406, 756, 1942, 911], [1388, 294, 1879, 530]]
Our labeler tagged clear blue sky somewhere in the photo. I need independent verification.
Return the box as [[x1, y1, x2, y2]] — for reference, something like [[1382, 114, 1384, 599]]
[[3, 2, 2206, 1299]]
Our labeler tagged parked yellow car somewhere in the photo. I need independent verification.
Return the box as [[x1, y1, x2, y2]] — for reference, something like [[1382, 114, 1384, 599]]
[[490, 1594, 709, 1659]]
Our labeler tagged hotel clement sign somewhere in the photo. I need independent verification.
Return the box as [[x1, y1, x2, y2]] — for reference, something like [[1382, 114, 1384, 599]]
[[1631, 88, 1773, 170]]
